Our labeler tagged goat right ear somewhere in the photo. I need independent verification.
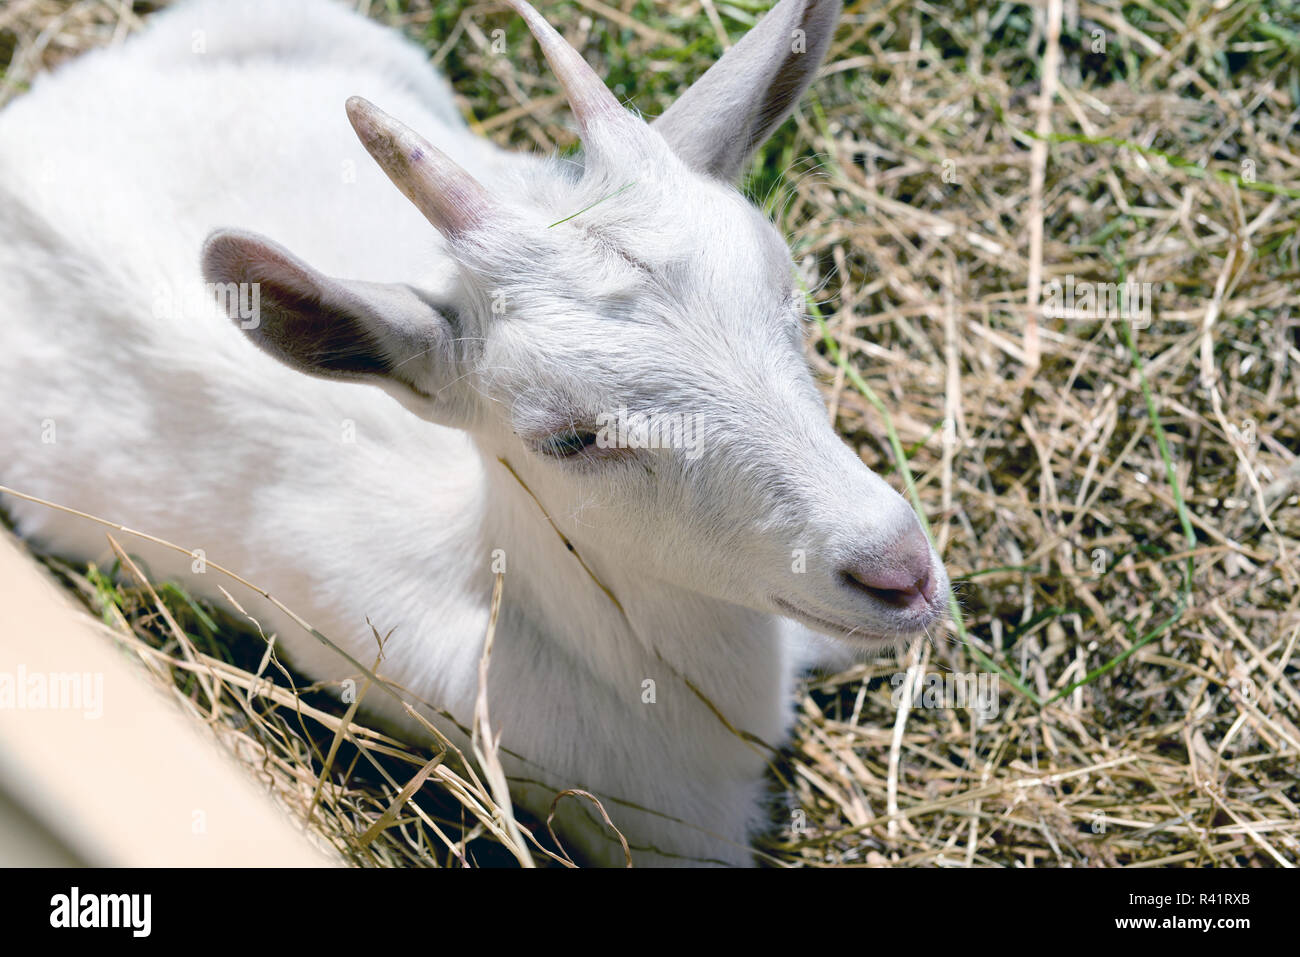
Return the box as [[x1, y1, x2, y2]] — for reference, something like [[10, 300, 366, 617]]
[[201, 229, 473, 424], [653, 0, 840, 182]]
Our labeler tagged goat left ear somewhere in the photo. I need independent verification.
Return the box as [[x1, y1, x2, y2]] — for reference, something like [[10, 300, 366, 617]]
[[202, 228, 473, 425], [653, 0, 840, 182]]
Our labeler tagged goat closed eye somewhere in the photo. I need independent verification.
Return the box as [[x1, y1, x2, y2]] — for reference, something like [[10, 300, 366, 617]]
[[535, 427, 601, 459]]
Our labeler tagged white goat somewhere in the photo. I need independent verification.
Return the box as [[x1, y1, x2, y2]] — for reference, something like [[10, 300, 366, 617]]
[[0, 0, 949, 866]]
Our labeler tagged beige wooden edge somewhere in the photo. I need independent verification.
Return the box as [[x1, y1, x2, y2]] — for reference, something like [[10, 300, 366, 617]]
[[0, 527, 337, 866]]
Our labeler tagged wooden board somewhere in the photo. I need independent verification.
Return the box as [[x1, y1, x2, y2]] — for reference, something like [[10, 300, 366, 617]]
[[0, 528, 335, 866]]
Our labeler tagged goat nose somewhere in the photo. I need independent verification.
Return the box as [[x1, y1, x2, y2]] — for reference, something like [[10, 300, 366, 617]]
[[841, 528, 935, 611]]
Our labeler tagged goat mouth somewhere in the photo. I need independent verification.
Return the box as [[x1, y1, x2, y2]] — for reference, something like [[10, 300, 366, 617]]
[[771, 595, 936, 644]]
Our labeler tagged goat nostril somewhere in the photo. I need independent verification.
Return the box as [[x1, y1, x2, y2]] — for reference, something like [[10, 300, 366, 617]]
[[840, 525, 937, 611], [845, 573, 915, 608], [916, 567, 935, 603], [842, 559, 934, 611]]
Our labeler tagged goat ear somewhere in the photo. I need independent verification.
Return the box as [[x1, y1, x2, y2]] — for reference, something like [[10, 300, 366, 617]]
[[653, 0, 840, 182], [202, 229, 472, 423]]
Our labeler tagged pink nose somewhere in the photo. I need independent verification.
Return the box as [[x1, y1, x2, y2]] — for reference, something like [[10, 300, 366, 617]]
[[842, 527, 935, 612]]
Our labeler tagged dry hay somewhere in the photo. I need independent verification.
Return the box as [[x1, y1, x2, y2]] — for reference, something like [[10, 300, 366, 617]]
[[2, 0, 1297, 866]]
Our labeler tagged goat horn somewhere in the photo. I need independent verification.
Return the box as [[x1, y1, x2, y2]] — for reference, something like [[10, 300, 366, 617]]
[[345, 96, 493, 237], [503, 0, 626, 133]]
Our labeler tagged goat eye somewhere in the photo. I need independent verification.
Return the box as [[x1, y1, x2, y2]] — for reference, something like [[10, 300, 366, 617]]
[[537, 427, 600, 458]]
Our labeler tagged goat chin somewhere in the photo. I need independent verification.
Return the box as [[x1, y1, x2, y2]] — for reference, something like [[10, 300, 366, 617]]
[[0, 0, 950, 868]]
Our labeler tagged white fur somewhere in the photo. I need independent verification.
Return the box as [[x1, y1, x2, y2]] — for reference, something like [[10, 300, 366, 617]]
[[0, 0, 947, 866]]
